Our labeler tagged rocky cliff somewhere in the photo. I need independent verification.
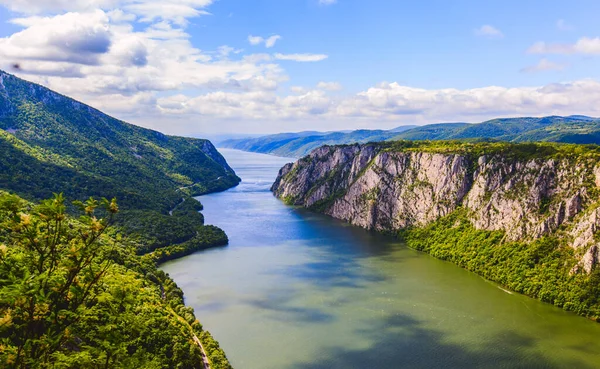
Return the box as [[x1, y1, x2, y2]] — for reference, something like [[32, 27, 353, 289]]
[[272, 141, 600, 274]]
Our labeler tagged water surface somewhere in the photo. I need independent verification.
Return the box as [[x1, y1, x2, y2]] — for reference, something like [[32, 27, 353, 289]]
[[161, 148, 600, 369]]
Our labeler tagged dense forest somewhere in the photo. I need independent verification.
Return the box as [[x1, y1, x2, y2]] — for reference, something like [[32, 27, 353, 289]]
[[0, 192, 231, 368], [0, 71, 238, 368]]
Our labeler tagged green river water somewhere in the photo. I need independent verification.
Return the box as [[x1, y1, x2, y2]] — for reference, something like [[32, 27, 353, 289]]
[[161, 149, 600, 369]]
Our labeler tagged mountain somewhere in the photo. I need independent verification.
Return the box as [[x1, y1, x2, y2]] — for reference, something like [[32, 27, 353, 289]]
[[221, 116, 600, 158], [0, 70, 241, 252], [0, 70, 239, 211], [0, 70, 236, 367], [219, 125, 417, 157], [272, 141, 600, 321], [393, 116, 600, 143]]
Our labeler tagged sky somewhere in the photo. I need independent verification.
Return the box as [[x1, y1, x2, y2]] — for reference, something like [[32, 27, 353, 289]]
[[2, 0, 600, 136]]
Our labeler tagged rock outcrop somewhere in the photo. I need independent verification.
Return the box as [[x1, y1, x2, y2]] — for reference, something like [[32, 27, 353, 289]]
[[272, 142, 600, 273]]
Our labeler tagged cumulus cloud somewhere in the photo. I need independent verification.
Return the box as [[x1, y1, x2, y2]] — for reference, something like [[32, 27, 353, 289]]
[[274, 53, 328, 62], [528, 37, 600, 55], [0, 5, 290, 107], [317, 81, 342, 91], [0, 0, 214, 24], [0, 0, 118, 13], [248, 34, 281, 48], [520, 59, 566, 73], [0, 11, 111, 65], [475, 25, 503, 38], [125, 1, 212, 26], [4, 0, 598, 135], [138, 79, 600, 134]]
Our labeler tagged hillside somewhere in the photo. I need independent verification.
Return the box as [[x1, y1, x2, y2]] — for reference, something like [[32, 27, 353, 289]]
[[0, 70, 239, 210], [221, 116, 600, 158], [0, 70, 237, 368], [0, 192, 231, 368], [272, 141, 600, 320], [219, 126, 417, 157], [0, 70, 240, 253], [394, 115, 600, 143]]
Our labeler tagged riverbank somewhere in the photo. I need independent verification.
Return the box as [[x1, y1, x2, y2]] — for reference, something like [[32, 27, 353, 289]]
[[162, 149, 600, 369]]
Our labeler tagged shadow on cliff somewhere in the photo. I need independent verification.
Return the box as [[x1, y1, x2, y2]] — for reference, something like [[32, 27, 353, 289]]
[[292, 313, 590, 369]]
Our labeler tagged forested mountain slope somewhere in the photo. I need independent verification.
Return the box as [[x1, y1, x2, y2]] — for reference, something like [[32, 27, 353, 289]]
[[222, 115, 600, 158], [0, 70, 237, 368], [219, 126, 417, 157], [0, 70, 240, 253], [0, 70, 239, 211]]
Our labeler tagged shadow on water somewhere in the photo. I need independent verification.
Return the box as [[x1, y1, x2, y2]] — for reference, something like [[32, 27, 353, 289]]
[[244, 289, 336, 324], [293, 313, 589, 369]]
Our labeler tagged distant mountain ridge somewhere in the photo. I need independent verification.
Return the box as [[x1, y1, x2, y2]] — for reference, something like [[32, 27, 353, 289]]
[[219, 125, 418, 157], [220, 115, 600, 158]]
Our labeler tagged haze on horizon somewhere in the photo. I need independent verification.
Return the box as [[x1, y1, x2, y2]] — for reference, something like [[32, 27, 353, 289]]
[[1, 0, 600, 136]]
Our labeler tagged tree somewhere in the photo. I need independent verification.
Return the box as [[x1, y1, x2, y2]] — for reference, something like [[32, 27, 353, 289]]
[[0, 193, 118, 368]]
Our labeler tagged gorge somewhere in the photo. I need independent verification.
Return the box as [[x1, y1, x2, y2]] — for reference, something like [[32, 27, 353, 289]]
[[272, 141, 600, 319], [162, 148, 600, 369]]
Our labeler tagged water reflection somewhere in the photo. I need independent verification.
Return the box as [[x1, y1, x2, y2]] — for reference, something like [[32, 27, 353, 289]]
[[161, 149, 600, 369]]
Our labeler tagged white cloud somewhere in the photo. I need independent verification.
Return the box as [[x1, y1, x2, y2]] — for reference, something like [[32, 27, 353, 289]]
[[0, 0, 118, 13], [528, 37, 600, 55], [556, 19, 573, 31], [131, 79, 600, 135], [6, 0, 598, 135], [573, 37, 600, 54], [248, 34, 281, 48], [124, 2, 211, 26], [1, 11, 111, 65], [319, 0, 337, 5], [475, 25, 503, 38], [265, 35, 281, 48], [317, 81, 342, 91], [217, 45, 243, 58], [274, 53, 328, 62], [248, 35, 263, 45], [291, 86, 307, 94], [520, 58, 566, 73]]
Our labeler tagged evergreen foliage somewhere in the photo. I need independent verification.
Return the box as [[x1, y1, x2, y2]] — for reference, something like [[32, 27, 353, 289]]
[[0, 193, 232, 369]]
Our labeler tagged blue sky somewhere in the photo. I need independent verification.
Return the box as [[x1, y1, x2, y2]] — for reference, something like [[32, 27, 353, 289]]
[[199, 0, 600, 90], [1, 0, 600, 135]]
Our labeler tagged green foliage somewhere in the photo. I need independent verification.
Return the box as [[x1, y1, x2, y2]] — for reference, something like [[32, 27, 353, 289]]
[[0, 71, 236, 368], [147, 226, 229, 265], [0, 70, 240, 248], [221, 129, 403, 158], [115, 198, 206, 255], [0, 193, 232, 369], [401, 210, 600, 320], [222, 115, 600, 158]]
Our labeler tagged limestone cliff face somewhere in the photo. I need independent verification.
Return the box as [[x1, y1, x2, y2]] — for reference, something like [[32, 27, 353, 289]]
[[272, 143, 600, 273]]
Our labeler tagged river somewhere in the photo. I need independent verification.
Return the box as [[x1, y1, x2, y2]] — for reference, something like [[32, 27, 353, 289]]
[[161, 148, 600, 369]]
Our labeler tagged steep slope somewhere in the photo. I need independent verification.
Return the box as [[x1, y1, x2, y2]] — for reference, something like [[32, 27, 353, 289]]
[[0, 72, 236, 367], [0, 70, 239, 211], [0, 70, 241, 253], [272, 141, 600, 319]]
